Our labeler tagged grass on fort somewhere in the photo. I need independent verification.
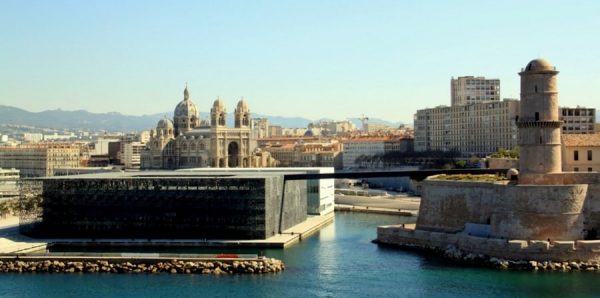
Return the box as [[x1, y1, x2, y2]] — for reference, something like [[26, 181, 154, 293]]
[[431, 174, 508, 182]]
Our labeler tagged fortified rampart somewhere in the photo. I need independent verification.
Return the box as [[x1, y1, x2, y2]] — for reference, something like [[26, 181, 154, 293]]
[[378, 225, 600, 263], [416, 179, 597, 240]]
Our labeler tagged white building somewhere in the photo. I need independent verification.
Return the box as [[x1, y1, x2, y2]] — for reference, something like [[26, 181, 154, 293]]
[[251, 118, 270, 139], [560, 107, 596, 134], [0, 168, 19, 201], [123, 142, 145, 168], [23, 133, 43, 143], [92, 137, 120, 155], [414, 99, 519, 156], [43, 133, 75, 141], [451, 76, 500, 106], [342, 138, 386, 169]]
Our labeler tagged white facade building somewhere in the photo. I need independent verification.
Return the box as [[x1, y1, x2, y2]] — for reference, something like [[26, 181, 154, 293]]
[[559, 107, 596, 134], [92, 138, 120, 155], [123, 142, 145, 168], [342, 139, 386, 169], [23, 133, 43, 143], [0, 168, 19, 201], [414, 99, 519, 156]]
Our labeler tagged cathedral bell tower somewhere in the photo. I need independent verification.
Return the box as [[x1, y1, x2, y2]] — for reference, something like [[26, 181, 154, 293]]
[[234, 98, 250, 128], [211, 97, 226, 127]]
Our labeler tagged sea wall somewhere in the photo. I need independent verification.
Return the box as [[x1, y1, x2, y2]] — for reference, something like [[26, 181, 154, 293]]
[[491, 184, 587, 240], [377, 225, 600, 263]]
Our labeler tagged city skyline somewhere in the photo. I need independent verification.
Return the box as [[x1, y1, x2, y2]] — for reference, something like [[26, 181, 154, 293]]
[[2, 0, 600, 123]]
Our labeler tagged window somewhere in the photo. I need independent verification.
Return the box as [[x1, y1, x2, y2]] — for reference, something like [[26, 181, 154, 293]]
[[588, 150, 593, 161], [535, 112, 540, 121], [588, 168, 593, 172], [574, 150, 579, 161], [574, 167, 579, 172]]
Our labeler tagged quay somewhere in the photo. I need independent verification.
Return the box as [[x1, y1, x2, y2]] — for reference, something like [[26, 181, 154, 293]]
[[0, 212, 334, 254]]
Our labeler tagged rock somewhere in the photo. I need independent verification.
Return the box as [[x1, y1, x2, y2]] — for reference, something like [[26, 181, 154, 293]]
[[529, 261, 538, 270]]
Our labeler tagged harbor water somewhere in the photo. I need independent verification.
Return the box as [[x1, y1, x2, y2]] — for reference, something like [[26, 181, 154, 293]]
[[1, 212, 600, 297]]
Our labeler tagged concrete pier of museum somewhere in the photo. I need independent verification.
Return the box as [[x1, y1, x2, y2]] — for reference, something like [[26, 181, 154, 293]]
[[0, 212, 334, 254]]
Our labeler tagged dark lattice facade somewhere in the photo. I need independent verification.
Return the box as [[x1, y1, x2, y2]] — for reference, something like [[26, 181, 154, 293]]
[[20, 173, 307, 240]]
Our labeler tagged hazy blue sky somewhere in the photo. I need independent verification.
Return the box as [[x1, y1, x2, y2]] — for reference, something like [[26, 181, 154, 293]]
[[1, 0, 599, 123]]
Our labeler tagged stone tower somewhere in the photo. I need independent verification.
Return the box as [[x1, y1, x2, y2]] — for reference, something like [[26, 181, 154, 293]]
[[234, 98, 250, 128], [210, 97, 226, 127], [517, 58, 562, 183]]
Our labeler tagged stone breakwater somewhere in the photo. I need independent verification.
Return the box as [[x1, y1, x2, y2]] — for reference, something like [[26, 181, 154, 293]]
[[442, 245, 600, 271], [378, 225, 600, 271], [377, 239, 600, 272], [0, 258, 285, 274]]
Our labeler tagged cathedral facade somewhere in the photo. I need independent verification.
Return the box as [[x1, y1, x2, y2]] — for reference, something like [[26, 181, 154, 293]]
[[141, 86, 259, 169]]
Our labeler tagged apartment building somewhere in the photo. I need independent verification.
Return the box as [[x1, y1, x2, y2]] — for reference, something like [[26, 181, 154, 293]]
[[559, 107, 596, 134], [451, 76, 500, 106], [0, 144, 80, 177], [342, 138, 387, 169], [414, 99, 519, 156]]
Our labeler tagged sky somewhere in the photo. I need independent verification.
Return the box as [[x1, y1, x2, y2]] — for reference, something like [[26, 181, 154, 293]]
[[1, 0, 599, 124]]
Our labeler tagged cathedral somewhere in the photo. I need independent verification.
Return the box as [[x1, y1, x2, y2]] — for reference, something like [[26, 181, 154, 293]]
[[141, 86, 268, 169]]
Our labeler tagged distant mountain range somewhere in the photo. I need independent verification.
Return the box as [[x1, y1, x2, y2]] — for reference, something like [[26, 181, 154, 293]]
[[0, 105, 403, 132]]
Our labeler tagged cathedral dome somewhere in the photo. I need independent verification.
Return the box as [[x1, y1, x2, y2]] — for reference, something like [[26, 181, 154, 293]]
[[174, 86, 199, 117], [175, 99, 199, 117], [524, 58, 555, 72], [156, 117, 174, 130]]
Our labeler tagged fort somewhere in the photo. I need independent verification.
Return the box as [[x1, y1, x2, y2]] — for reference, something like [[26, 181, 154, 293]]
[[377, 58, 600, 266]]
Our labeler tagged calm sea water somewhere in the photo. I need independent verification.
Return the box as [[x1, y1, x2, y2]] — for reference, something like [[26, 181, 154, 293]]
[[1, 212, 600, 297]]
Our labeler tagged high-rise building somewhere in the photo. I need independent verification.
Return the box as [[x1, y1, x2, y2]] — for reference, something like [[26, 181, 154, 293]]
[[123, 142, 145, 168], [559, 107, 596, 134], [451, 76, 500, 106], [414, 99, 519, 156]]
